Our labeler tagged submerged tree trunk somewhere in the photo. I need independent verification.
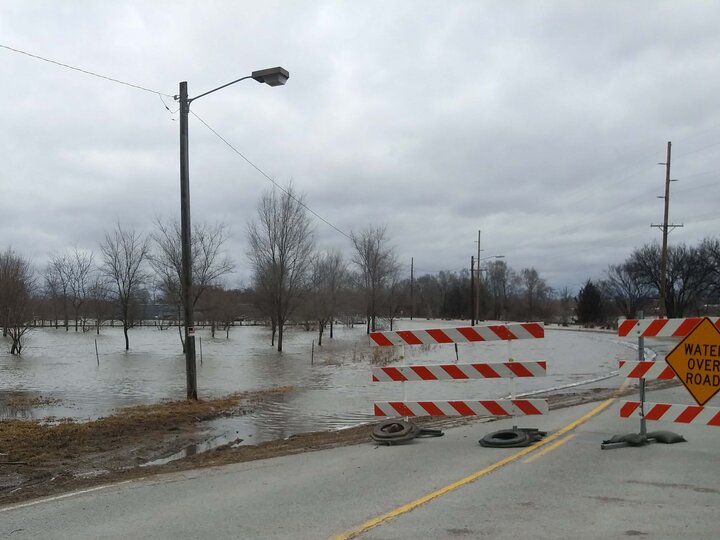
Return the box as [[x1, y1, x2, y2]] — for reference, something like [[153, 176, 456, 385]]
[[123, 323, 130, 351], [317, 321, 324, 346]]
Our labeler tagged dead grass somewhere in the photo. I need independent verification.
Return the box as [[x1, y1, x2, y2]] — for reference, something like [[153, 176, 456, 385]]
[[0, 387, 293, 464]]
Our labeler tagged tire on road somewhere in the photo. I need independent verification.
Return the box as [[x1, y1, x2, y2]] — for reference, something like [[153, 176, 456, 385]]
[[371, 419, 419, 444], [479, 429, 530, 447]]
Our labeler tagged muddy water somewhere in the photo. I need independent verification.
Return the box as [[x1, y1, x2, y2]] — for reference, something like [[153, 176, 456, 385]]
[[0, 320, 664, 447]]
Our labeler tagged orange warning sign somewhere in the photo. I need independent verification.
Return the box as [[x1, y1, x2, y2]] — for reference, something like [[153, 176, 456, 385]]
[[665, 317, 720, 406]]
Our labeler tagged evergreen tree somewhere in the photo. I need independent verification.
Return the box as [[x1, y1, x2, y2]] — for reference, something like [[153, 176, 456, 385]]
[[576, 279, 604, 325]]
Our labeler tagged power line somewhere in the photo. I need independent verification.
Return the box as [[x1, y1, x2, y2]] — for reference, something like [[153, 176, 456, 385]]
[[190, 111, 352, 241], [0, 43, 173, 98], [0, 43, 349, 241]]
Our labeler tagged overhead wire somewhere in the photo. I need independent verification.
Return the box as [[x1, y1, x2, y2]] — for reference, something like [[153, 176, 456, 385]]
[[0, 43, 173, 98], [1, 42, 349, 242], [159, 95, 179, 116], [190, 111, 352, 241]]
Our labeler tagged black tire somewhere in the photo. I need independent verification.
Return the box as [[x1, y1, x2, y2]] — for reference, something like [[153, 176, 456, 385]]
[[479, 429, 530, 448], [372, 419, 416, 441]]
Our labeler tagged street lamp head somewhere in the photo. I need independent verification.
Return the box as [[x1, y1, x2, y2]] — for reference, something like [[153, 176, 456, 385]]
[[252, 67, 290, 87]]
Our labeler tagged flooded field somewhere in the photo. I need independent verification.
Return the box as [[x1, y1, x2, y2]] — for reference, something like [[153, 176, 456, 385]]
[[0, 320, 666, 446]]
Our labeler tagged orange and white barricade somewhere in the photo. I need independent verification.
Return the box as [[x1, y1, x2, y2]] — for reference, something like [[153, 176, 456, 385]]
[[369, 322, 547, 420], [614, 316, 720, 432]]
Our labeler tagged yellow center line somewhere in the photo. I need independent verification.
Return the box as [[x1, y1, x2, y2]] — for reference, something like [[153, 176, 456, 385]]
[[523, 433, 575, 464], [329, 385, 628, 540]]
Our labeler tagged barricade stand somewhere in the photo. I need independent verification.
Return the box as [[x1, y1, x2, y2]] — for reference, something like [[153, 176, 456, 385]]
[[602, 315, 720, 449], [369, 322, 548, 444]]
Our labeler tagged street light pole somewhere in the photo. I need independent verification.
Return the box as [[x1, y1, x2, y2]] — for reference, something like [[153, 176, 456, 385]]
[[176, 67, 289, 400], [178, 81, 197, 400]]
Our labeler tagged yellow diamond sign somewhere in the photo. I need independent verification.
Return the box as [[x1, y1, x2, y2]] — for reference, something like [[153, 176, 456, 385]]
[[665, 317, 720, 406]]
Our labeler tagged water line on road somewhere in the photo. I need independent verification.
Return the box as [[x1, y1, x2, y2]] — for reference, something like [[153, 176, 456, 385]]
[[512, 372, 620, 398], [512, 338, 658, 398]]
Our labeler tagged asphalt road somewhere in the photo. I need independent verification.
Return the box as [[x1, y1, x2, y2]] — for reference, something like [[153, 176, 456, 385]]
[[2, 384, 718, 539]]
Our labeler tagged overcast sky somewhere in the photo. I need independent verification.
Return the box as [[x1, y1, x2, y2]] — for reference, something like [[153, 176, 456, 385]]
[[2, 1, 719, 293]]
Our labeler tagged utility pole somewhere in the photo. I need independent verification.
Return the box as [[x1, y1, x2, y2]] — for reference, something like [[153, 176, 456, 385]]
[[651, 141, 682, 318], [475, 230, 481, 323], [470, 256, 476, 325], [410, 257, 414, 321], [178, 81, 198, 400]]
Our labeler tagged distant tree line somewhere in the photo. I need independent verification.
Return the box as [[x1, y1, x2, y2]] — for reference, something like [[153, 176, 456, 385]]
[[575, 238, 720, 326], [2, 184, 719, 355]]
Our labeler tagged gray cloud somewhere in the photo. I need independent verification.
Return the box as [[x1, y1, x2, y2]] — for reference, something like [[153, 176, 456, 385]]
[[1, 0, 719, 293]]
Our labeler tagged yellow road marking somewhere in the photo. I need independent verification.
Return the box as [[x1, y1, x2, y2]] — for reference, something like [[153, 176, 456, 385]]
[[523, 434, 575, 464], [330, 388, 626, 540]]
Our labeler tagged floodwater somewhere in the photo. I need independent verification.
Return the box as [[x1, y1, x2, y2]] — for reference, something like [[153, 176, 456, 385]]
[[0, 320, 668, 448]]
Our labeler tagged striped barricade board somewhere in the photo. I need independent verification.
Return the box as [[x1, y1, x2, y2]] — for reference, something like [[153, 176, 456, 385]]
[[369, 322, 544, 347], [374, 399, 549, 418], [372, 361, 547, 382], [618, 360, 676, 380], [369, 323, 547, 421], [618, 317, 720, 338], [620, 401, 720, 427]]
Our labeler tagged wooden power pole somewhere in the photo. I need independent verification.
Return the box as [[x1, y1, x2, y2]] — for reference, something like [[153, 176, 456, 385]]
[[470, 256, 476, 325], [651, 141, 682, 318], [410, 257, 414, 321]]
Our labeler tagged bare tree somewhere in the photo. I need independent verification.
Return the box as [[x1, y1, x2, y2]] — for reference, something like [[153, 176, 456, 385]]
[[46, 254, 71, 330], [247, 184, 315, 352], [87, 272, 113, 334], [150, 218, 234, 350], [196, 285, 239, 338], [66, 249, 94, 331], [306, 250, 348, 345], [0, 248, 35, 354], [557, 285, 575, 325], [487, 260, 512, 320], [100, 223, 150, 350], [351, 225, 398, 333], [324, 250, 349, 339], [252, 271, 278, 343], [626, 242, 713, 317], [414, 274, 441, 319], [382, 266, 406, 331], [702, 238, 720, 306], [520, 267, 552, 320], [603, 263, 651, 319]]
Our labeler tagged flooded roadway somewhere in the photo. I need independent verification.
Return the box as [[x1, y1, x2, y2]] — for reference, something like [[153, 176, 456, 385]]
[[0, 320, 666, 448]]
